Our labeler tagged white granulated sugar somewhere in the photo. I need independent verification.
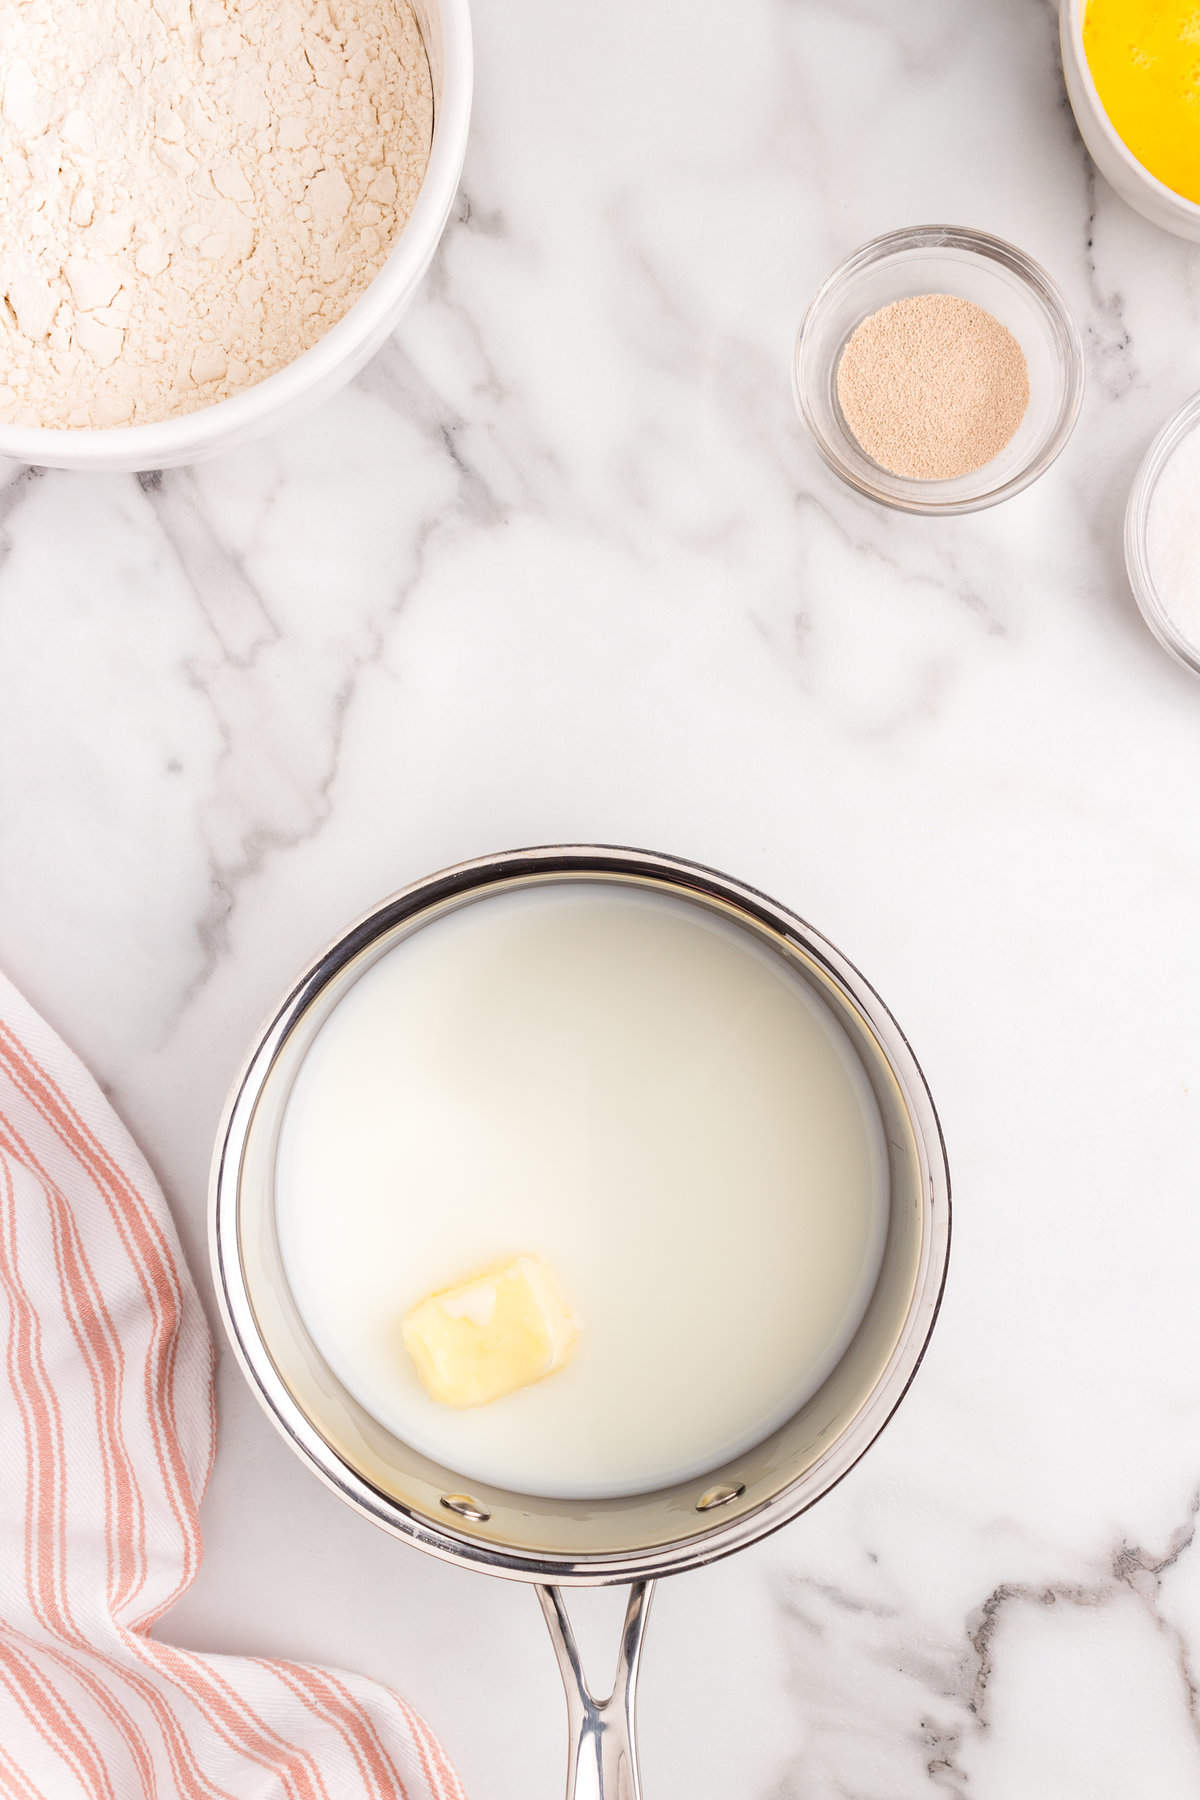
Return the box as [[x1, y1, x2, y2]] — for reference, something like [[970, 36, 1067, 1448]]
[[0, 0, 433, 428], [1145, 424, 1200, 659]]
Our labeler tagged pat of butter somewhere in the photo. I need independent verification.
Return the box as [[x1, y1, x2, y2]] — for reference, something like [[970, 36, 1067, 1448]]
[[401, 1255, 578, 1408]]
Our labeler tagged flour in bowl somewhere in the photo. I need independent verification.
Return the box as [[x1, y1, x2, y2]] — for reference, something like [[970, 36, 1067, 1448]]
[[0, 0, 433, 429]]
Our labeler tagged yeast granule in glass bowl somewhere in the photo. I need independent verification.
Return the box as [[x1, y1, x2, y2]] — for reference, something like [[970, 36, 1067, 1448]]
[[835, 293, 1029, 483], [795, 225, 1084, 515]]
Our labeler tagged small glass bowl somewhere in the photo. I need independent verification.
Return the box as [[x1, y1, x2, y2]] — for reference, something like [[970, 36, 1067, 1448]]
[[1125, 391, 1200, 680], [794, 225, 1085, 516]]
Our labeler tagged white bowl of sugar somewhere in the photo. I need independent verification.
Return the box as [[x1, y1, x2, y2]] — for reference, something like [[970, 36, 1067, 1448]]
[[0, 0, 471, 472], [1126, 391, 1200, 678]]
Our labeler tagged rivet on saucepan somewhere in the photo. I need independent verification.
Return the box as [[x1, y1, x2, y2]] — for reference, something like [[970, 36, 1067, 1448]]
[[440, 1493, 491, 1523], [695, 1483, 745, 1512]]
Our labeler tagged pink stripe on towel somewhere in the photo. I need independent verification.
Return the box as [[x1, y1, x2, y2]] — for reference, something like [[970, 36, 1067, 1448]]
[[0, 973, 465, 1800]]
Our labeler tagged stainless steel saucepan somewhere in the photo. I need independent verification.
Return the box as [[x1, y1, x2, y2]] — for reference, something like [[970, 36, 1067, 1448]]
[[211, 846, 951, 1798]]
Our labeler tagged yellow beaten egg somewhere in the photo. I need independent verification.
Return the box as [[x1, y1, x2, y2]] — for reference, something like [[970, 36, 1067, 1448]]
[[1084, 0, 1200, 203]]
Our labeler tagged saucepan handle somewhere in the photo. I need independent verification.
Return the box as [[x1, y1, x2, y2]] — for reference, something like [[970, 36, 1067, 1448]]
[[536, 1581, 656, 1800]]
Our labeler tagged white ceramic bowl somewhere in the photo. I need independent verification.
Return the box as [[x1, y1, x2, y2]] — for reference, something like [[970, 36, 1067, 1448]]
[[1059, 0, 1200, 241], [0, 0, 472, 472]]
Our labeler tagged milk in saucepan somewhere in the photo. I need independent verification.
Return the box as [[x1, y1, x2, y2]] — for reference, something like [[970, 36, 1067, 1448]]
[[275, 882, 888, 1500]]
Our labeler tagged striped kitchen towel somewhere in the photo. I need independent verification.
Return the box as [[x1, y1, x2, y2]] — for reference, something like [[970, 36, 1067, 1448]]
[[0, 972, 465, 1800]]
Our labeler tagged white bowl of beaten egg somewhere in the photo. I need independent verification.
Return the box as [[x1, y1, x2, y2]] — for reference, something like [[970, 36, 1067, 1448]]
[[0, 0, 471, 470], [1061, 0, 1200, 241]]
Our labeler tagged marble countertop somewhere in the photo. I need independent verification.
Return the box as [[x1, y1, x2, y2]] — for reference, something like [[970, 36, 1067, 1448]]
[[3, 0, 1200, 1793]]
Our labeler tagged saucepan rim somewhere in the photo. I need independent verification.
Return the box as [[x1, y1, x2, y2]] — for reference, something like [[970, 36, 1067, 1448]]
[[210, 844, 951, 1584]]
